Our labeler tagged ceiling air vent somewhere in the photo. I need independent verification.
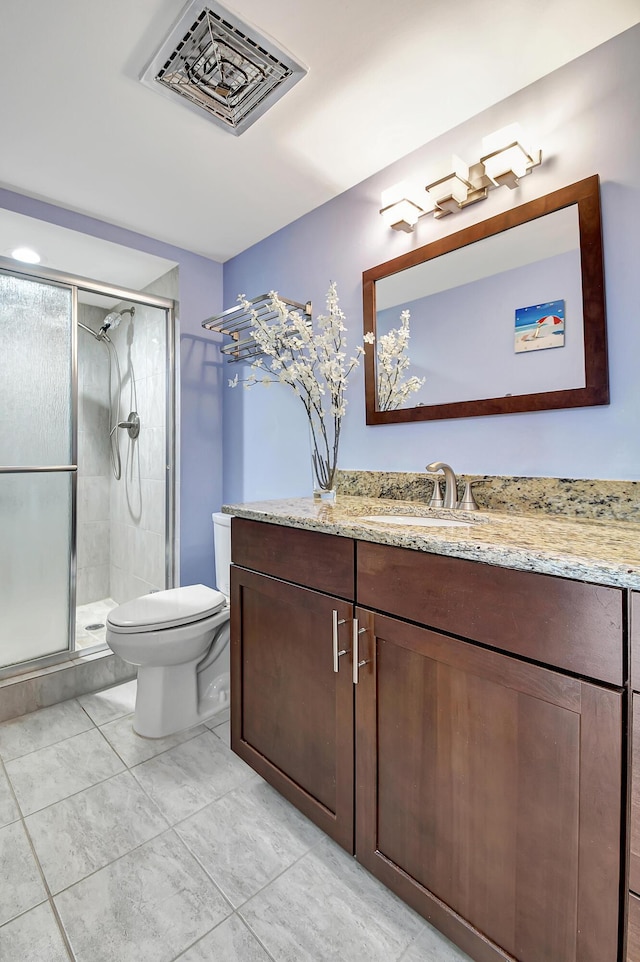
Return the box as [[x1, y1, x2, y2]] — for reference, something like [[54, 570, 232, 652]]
[[140, 0, 307, 135]]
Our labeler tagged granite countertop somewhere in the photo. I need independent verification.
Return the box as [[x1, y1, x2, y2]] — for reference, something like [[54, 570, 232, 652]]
[[223, 494, 640, 590]]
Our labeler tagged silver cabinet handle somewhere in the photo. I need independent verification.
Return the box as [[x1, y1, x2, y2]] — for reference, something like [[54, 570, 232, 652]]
[[352, 618, 369, 684], [332, 609, 347, 673]]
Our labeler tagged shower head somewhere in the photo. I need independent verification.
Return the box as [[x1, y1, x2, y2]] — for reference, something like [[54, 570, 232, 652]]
[[101, 311, 122, 333], [99, 306, 135, 336]]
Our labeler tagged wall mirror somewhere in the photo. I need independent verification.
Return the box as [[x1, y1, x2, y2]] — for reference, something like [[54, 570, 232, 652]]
[[362, 175, 608, 423]]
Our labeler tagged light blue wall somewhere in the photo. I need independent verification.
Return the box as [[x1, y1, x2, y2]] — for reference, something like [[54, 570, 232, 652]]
[[0, 189, 224, 587], [222, 24, 640, 502]]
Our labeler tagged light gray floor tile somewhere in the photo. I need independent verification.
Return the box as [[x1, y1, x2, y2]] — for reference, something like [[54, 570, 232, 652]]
[[177, 914, 273, 961], [210, 719, 230, 747], [55, 830, 232, 962], [100, 713, 206, 767], [74, 625, 94, 649], [0, 766, 19, 828], [6, 729, 124, 815], [0, 699, 94, 762], [399, 924, 473, 962], [177, 779, 323, 907], [0, 821, 47, 925], [240, 837, 425, 962], [204, 707, 230, 730], [132, 731, 257, 824], [0, 901, 71, 962], [77, 680, 137, 727], [26, 771, 169, 893]]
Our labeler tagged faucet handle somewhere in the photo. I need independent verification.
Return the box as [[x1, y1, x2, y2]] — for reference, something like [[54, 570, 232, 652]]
[[457, 480, 482, 511], [428, 478, 444, 508]]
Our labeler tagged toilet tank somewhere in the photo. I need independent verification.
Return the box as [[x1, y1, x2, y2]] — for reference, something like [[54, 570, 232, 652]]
[[212, 512, 232, 599]]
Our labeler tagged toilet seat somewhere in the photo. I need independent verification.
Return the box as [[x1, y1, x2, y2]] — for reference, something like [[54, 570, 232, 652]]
[[107, 584, 226, 634]]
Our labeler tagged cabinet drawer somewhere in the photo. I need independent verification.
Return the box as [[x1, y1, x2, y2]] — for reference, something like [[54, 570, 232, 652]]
[[357, 542, 623, 684], [232, 517, 355, 599], [629, 893, 640, 961]]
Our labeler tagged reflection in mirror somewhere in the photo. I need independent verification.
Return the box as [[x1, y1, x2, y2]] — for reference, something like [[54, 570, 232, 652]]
[[376, 207, 583, 408], [375, 309, 425, 411], [363, 176, 608, 424]]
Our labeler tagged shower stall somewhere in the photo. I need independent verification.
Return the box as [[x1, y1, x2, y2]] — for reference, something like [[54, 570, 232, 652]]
[[0, 262, 177, 675]]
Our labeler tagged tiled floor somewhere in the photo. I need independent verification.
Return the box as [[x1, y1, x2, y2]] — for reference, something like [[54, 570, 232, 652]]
[[75, 598, 118, 650], [0, 681, 472, 962]]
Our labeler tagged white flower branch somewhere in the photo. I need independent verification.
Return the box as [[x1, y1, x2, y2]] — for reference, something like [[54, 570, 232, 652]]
[[229, 282, 364, 492], [228, 285, 424, 489], [376, 310, 425, 411]]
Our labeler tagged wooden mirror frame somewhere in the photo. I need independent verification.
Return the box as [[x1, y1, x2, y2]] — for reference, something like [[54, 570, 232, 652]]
[[362, 175, 608, 424]]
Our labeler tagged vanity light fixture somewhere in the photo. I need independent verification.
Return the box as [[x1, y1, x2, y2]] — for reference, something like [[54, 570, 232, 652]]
[[380, 124, 542, 231]]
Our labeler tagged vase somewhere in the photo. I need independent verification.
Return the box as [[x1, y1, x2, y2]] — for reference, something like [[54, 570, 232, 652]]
[[308, 412, 340, 503]]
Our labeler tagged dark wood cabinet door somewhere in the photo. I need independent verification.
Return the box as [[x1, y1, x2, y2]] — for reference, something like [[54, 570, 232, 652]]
[[230, 565, 354, 851], [355, 608, 623, 962], [627, 894, 640, 962], [630, 697, 640, 897]]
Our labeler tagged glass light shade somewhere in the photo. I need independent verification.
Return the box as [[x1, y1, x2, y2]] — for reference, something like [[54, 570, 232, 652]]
[[426, 155, 470, 212], [481, 124, 535, 187], [381, 200, 422, 231], [380, 181, 428, 231], [482, 123, 530, 156], [483, 144, 531, 186]]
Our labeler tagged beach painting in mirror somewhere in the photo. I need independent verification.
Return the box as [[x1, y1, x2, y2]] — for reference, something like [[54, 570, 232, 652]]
[[514, 299, 565, 353]]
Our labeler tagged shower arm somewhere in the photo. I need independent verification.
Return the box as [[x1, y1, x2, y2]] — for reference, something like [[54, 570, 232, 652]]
[[78, 320, 110, 342]]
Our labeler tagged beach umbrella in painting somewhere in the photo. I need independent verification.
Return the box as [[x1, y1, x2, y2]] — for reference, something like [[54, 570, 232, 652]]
[[534, 315, 562, 336]]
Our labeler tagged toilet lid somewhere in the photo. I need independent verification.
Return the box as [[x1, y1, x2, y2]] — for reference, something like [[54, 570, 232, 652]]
[[107, 585, 226, 631]]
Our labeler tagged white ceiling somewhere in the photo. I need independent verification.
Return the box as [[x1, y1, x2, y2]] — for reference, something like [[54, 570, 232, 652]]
[[1, 0, 639, 265], [0, 209, 176, 300]]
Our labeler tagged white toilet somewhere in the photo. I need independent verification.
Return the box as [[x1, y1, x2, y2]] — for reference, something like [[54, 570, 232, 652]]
[[106, 512, 232, 738]]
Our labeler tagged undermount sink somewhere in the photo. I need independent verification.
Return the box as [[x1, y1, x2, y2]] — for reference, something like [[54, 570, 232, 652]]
[[360, 515, 472, 529]]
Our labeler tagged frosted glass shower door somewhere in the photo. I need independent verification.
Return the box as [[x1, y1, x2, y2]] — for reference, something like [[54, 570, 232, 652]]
[[0, 271, 75, 669]]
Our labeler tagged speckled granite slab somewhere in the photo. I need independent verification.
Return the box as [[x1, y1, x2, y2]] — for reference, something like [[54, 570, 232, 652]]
[[336, 471, 640, 522], [223, 494, 640, 590]]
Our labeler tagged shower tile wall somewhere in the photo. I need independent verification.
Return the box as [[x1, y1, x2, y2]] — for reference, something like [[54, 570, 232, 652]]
[[108, 268, 178, 604], [77, 305, 111, 606]]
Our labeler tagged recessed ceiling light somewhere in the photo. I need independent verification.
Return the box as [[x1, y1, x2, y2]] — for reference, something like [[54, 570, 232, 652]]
[[11, 247, 41, 264]]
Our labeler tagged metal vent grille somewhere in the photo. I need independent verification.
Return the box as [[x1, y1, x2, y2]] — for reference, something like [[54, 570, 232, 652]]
[[140, 0, 307, 135]]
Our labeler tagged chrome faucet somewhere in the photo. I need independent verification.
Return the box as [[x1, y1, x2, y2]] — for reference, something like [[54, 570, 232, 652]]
[[426, 461, 458, 509]]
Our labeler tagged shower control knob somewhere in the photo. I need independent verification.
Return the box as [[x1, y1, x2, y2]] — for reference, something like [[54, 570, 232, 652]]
[[118, 411, 141, 439]]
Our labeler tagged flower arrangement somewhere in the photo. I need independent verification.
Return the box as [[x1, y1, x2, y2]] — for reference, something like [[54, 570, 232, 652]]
[[376, 310, 425, 411], [229, 281, 423, 498], [229, 282, 366, 499]]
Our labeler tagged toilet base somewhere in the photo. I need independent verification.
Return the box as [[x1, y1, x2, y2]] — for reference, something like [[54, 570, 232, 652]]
[[132, 622, 231, 739], [134, 657, 204, 738]]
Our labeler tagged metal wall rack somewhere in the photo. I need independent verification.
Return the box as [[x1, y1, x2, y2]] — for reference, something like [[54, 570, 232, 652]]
[[202, 293, 312, 363]]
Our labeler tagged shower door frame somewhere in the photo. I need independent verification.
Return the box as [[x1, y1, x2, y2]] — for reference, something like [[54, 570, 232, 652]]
[[0, 257, 178, 678]]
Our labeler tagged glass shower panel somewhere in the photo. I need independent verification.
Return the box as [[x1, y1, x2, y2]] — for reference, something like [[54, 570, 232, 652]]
[[0, 473, 73, 666], [0, 272, 73, 465], [0, 270, 74, 670]]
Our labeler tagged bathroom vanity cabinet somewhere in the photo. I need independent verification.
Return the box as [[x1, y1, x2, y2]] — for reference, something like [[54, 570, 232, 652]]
[[230, 519, 356, 851], [230, 517, 625, 962]]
